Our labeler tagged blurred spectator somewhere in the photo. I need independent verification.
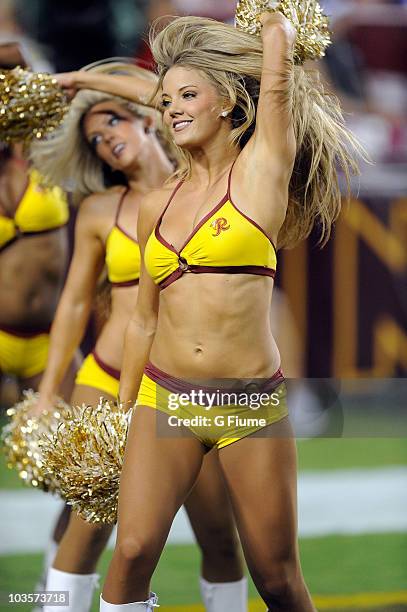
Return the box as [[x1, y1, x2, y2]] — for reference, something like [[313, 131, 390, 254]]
[[320, 1, 407, 163], [0, 0, 52, 71]]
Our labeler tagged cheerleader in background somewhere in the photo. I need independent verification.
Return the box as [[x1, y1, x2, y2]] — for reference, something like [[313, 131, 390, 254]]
[[0, 41, 79, 602]]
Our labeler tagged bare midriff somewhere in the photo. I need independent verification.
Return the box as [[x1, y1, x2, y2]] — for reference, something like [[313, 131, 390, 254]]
[[0, 230, 68, 331], [150, 273, 280, 381], [94, 284, 140, 371]]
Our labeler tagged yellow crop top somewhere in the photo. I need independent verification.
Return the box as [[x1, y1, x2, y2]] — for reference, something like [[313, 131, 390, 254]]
[[144, 163, 277, 290], [105, 188, 141, 287], [0, 169, 69, 251], [0, 170, 69, 249]]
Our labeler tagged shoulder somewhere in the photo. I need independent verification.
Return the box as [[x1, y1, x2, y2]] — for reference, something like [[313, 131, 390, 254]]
[[78, 186, 124, 218], [75, 186, 125, 237], [140, 182, 178, 225]]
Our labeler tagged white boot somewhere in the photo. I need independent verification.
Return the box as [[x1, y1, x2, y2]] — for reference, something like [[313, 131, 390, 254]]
[[43, 539, 59, 577], [200, 577, 248, 612], [43, 567, 99, 612], [32, 540, 59, 611], [100, 593, 159, 610]]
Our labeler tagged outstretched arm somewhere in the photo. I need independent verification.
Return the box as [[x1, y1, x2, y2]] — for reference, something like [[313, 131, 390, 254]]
[[55, 70, 159, 106]]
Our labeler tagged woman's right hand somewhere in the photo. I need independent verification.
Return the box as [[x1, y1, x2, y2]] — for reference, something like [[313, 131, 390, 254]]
[[28, 393, 56, 418], [54, 71, 80, 99]]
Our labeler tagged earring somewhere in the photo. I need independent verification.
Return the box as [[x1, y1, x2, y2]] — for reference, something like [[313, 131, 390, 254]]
[[221, 110, 229, 118]]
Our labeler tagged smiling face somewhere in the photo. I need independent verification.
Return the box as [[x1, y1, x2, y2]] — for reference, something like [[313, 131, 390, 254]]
[[82, 101, 152, 173], [161, 66, 229, 149]]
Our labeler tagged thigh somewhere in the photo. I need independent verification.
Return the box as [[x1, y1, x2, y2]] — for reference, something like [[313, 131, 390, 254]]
[[218, 417, 299, 577], [116, 406, 205, 551], [54, 511, 113, 573], [60, 510, 113, 543], [185, 449, 237, 544], [52, 504, 72, 542]]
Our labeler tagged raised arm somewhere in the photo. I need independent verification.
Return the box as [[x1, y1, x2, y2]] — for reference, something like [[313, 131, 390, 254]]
[[253, 12, 297, 168], [55, 70, 159, 106], [36, 195, 106, 411], [119, 192, 161, 406]]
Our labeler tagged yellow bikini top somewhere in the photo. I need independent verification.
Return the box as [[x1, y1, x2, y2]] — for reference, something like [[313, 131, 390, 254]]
[[144, 163, 277, 290], [105, 188, 141, 287], [0, 168, 69, 251]]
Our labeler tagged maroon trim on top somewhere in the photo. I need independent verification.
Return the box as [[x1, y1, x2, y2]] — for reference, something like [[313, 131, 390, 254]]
[[0, 235, 18, 253], [18, 224, 68, 237], [114, 188, 138, 244], [230, 202, 277, 254], [226, 158, 238, 200], [114, 188, 129, 224], [144, 361, 284, 397], [92, 351, 121, 380], [110, 278, 139, 288], [154, 223, 178, 255], [155, 163, 238, 255], [154, 180, 184, 246], [156, 193, 229, 255], [0, 219, 68, 253], [188, 265, 276, 277], [159, 265, 276, 290], [178, 194, 229, 253], [116, 224, 139, 244], [227, 160, 277, 254], [154, 182, 184, 254], [158, 268, 184, 289], [0, 323, 51, 338]]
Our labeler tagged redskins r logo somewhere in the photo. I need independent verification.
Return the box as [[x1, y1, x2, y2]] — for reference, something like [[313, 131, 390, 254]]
[[211, 218, 230, 237]]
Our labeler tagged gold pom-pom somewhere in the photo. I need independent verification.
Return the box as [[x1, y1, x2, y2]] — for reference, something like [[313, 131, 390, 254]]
[[235, 0, 332, 64], [0, 67, 69, 143], [42, 399, 131, 524], [1, 390, 70, 493]]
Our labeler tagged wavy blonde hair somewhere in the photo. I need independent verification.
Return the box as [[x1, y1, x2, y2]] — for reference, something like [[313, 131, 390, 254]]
[[151, 16, 363, 248], [30, 63, 177, 204]]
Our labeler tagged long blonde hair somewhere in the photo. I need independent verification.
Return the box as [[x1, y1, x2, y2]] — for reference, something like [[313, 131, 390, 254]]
[[30, 63, 177, 204], [151, 16, 363, 248]]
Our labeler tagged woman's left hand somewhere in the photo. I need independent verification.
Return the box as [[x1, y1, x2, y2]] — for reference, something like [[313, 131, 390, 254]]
[[258, 11, 297, 45]]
